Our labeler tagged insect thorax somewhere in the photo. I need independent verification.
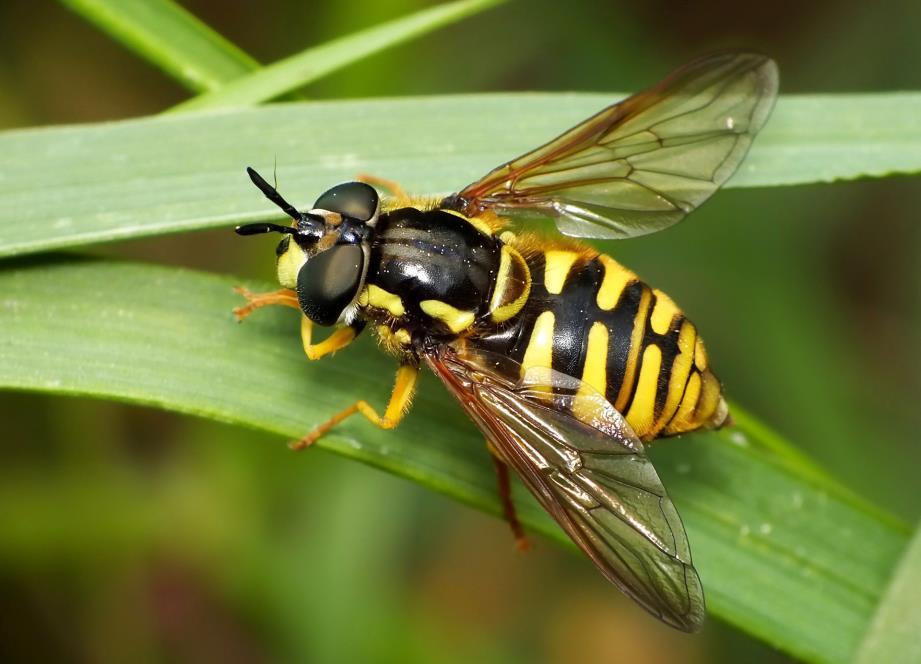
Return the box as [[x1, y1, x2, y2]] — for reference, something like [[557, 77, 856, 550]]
[[356, 206, 530, 347]]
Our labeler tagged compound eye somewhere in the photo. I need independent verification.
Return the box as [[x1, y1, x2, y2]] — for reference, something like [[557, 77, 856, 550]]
[[313, 182, 379, 222], [296, 244, 364, 326]]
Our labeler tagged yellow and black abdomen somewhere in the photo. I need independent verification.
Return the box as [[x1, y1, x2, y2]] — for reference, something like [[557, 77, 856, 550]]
[[471, 240, 728, 441]]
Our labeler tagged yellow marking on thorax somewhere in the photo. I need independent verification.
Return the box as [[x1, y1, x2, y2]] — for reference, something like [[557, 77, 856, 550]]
[[571, 323, 609, 423], [650, 289, 681, 335], [381, 195, 441, 213], [625, 344, 662, 439], [614, 286, 653, 411], [441, 208, 493, 236], [375, 324, 396, 354], [653, 320, 697, 436], [359, 284, 405, 317], [375, 325, 412, 356], [596, 255, 635, 310], [420, 299, 475, 333], [489, 244, 531, 323], [543, 250, 579, 295], [520, 311, 555, 384]]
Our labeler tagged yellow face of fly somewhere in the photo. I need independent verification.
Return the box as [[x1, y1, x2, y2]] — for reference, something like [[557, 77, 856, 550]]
[[276, 236, 307, 289]]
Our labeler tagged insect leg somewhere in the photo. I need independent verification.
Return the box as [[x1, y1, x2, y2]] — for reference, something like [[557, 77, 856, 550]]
[[487, 442, 531, 552], [233, 286, 298, 321], [290, 363, 418, 450], [300, 317, 366, 360], [356, 173, 411, 207]]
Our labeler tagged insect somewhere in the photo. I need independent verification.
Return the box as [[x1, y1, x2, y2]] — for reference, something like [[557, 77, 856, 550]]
[[233, 52, 778, 631]]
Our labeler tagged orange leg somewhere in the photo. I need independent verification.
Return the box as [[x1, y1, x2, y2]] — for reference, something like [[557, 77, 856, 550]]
[[236, 288, 364, 360], [488, 443, 530, 552], [233, 287, 298, 321], [356, 173, 411, 207], [290, 363, 418, 450]]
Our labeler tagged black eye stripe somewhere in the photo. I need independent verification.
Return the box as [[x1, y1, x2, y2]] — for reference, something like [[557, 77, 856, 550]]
[[275, 235, 291, 257]]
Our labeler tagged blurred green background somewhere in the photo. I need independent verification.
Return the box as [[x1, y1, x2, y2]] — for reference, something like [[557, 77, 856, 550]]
[[1, 1, 919, 662]]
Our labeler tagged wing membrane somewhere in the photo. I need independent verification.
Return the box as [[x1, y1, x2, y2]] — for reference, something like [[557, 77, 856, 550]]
[[426, 349, 705, 631], [453, 52, 778, 239]]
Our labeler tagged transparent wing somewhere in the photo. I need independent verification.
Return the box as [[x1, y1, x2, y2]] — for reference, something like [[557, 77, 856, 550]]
[[451, 52, 778, 239], [426, 348, 705, 631]]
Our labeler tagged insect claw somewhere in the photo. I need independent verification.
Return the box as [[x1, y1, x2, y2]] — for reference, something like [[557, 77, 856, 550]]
[[288, 437, 316, 451], [232, 287, 256, 322], [231, 286, 300, 322]]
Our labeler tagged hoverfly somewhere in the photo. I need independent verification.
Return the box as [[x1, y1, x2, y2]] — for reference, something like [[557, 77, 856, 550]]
[[234, 52, 778, 631]]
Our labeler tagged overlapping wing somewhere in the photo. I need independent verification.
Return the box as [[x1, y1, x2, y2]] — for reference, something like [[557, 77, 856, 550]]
[[426, 348, 705, 631], [452, 52, 778, 239]]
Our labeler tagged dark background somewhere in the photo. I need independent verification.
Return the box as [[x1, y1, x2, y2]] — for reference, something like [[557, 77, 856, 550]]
[[1, 1, 918, 661]]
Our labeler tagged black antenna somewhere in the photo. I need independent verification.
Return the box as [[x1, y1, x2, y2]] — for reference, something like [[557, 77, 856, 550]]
[[247, 166, 301, 223], [234, 222, 295, 236]]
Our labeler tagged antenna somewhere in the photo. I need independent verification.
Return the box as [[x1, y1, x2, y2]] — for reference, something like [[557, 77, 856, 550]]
[[234, 222, 295, 236], [247, 166, 301, 223]]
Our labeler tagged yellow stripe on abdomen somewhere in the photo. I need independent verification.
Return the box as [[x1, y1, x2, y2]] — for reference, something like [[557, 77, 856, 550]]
[[650, 289, 681, 335], [614, 286, 653, 412], [649, 319, 697, 437], [665, 372, 702, 434], [580, 322, 609, 396], [625, 344, 662, 438], [571, 322, 609, 424], [520, 311, 555, 391], [697, 371, 723, 425], [596, 255, 635, 311], [543, 250, 580, 295], [662, 366, 727, 436]]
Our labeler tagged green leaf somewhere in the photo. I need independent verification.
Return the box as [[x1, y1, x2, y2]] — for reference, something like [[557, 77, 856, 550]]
[[170, 0, 504, 111], [58, 0, 261, 93], [855, 522, 921, 663], [1, 93, 919, 258], [0, 256, 908, 664]]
